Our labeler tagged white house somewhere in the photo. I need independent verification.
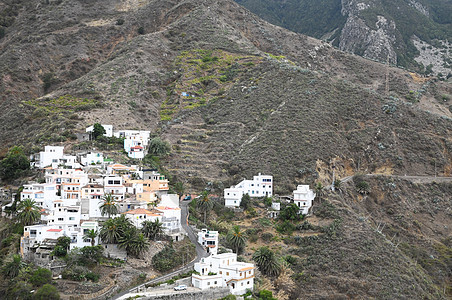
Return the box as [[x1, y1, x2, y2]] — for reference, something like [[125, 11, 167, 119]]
[[192, 253, 255, 295], [128, 145, 145, 159], [224, 173, 273, 207], [122, 208, 163, 228], [80, 152, 104, 166], [198, 229, 219, 255], [103, 175, 126, 201], [293, 185, 316, 215], [21, 220, 99, 259], [86, 124, 113, 137], [21, 183, 59, 210], [35, 146, 64, 168]]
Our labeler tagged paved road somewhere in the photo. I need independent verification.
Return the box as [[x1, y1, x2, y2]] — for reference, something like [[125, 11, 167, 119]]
[[111, 199, 208, 299], [117, 287, 200, 300], [340, 174, 452, 183]]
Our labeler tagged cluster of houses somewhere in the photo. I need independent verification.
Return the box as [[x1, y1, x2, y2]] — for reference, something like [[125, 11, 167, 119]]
[[192, 176, 316, 295], [194, 229, 255, 295], [224, 174, 316, 216], [3, 136, 319, 296], [85, 124, 150, 159], [4, 145, 184, 263]]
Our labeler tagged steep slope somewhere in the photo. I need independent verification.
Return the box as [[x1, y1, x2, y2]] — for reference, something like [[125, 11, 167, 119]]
[[234, 0, 452, 74], [0, 0, 451, 297]]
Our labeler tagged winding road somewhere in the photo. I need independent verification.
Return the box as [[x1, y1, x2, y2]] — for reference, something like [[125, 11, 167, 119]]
[[111, 199, 208, 299]]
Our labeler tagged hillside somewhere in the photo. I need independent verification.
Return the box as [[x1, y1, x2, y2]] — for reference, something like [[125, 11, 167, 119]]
[[0, 0, 451, 298], [234, 0, 452, 75]]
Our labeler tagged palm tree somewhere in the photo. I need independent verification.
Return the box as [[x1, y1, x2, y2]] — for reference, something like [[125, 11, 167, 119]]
[[2, 254, 25, 279], [16, 199, 40, 226], [118, 228, 149, 257], [197, 191, 213, 224], [174, 182, 185, 201], [315, 182, 324, 203], [99, 216, 129, 244], [142, 219, 164, 240], [226, 225, 246, 254], [252, 246, 281, 277], [83, 229, 98, 246], [128, 233, 149, 257], [100, 193, 119, 218]]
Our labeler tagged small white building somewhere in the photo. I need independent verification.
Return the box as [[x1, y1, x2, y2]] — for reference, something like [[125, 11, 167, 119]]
[[123, 208, 162, 228], [198, 229, 219, 255], [268, 202, 281, 219], [293, 185, 316, 215], [35, 146, 64, 168], [21, 183, 59, 210], [103, 175, 126, 201], [224, 173, 273, 207], [80, 152, 104, 166], [192, 253, 255, 295], [86, 124, 113, 138]]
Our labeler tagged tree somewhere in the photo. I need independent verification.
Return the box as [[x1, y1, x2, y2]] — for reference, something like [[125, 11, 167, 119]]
[[279, 203, 300, 221], [7, 280, 33, 300], [53, 236, 71, 257], [174, 182, 185, 201], [0, 146, 30, 181], [118, 227, 149, 257], [56, 236, 71, 251], [30, 267, 52, 287], [16, 199, 41, 226], [226, 225, 246, 254], [100, 216, 130, 244], [83, 229, 98, 247], [197, 191, 213, 224], [333, 179, 342, 192], [315, 182, 324, 203], [79, 245, 104, 266], [240, 194, 251, 210], [252, 247, 281, 277], [142, 219, 164, 240], [92, 123, 106, 140], [33, 284, 60, 300], [2, 254, 25, 278], [148, 137, 171, 157], [258, 290, 277, 300], [99, 193, 119, 218]]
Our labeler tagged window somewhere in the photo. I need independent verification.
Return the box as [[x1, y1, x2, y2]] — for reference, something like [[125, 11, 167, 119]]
[[226, 272, 229, 276], [207, 282, 210, 286], [58, 218, 63, 221], [69, 217, 75, 220], [214, 281, 217, 284]]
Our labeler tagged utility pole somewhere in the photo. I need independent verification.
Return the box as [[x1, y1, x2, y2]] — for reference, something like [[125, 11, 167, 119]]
[[331, 159, 336, 192], [385, 55, 390, 95]]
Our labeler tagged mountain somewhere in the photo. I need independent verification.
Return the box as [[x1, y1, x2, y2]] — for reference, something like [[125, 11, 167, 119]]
[[0, 0, 451, 298], [234, 0, 452, 75]]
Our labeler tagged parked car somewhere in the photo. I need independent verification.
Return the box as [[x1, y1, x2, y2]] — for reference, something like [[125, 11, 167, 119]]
[[183, 195, 191, 201], [174, 285, 187, 291]]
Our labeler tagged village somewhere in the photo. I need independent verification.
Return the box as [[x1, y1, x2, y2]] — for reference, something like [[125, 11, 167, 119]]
[[0, 124, 318, 299]]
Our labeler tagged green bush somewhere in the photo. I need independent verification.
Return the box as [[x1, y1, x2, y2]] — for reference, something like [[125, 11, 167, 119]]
[[33, 284, 60, 300], [30, 267, 52, 287], [61, 266, 89, 281], [275, 220, 296, 235], [261, 232, 273, 242], [0, 146, 30, 181], [152, 246, 183, 272], [85, 272, 100, 282]]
